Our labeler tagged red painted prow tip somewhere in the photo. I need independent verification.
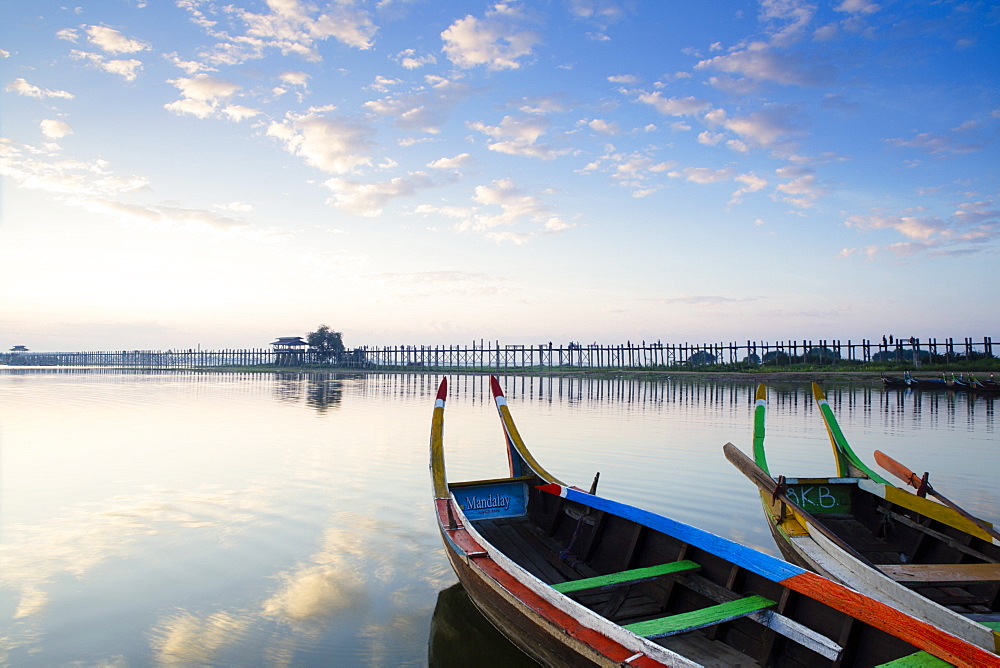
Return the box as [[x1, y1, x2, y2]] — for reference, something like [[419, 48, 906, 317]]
[[489, 375, 504, 399], [535, 483, 563, 496], [436, 377, 448, 401]]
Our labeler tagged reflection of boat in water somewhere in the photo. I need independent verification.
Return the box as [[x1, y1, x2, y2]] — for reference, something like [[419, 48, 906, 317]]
[[428, 583, 538, 667], [727, 382, 1000, 656], [430, 375, 997, 666]]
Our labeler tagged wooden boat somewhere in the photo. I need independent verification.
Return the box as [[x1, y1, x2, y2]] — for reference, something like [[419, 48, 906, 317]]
[[881, 373, 955, 390], [969, 376, 1000, 395], [431, 375, 998, 666], [727, 382, 1000, 658], [881, 373, 911, 389]]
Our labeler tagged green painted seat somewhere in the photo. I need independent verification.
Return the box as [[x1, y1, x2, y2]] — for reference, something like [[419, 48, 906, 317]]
[[551, 560, 700, 594], [623, 595, 776, 639], [874, 651, 952, 667]]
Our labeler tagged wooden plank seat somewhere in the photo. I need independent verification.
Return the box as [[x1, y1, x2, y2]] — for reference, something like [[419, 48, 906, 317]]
[[674, 573, 845, 661], [879, 563, 1000, 585], [623, 595, 776, 639], [551, 560, 700, 594]]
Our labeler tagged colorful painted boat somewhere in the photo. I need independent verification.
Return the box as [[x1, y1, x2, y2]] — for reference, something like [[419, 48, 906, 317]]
[[727, 382, 1000, 658], [431, 375, 998, 666], [881, 373, 978, 391], [969, 376, 1000, 395]]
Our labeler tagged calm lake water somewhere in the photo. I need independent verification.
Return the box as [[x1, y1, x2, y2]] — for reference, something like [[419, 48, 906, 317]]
[[1, 369, 997, 666]]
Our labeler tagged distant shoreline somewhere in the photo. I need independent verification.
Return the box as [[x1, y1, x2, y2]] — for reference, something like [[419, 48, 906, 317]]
[[5, 364, 998, 386], [191, 366, 1000, 385]]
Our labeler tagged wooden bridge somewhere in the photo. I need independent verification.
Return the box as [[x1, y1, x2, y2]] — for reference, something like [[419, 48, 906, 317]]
[[1, 337, 994, 371]]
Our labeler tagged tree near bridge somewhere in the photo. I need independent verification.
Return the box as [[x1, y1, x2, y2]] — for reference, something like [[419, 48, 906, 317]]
[[306, 325, 345, 362]]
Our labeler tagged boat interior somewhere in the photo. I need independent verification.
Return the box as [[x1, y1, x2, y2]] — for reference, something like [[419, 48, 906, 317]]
[[456, 478, 929, 668], [808, 482, 1000, 625]]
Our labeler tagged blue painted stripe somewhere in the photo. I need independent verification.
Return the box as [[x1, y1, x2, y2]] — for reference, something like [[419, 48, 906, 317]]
[[556, 486, 807, 583]]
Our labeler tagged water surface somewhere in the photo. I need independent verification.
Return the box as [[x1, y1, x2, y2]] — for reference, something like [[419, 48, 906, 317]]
[[1, 370, 996, 665]]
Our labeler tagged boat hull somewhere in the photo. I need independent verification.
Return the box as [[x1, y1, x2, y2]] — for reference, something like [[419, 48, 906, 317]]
[[441, 537, 601, 667], [738, 383, 1000, 655], [433, 377, 1000, 666]]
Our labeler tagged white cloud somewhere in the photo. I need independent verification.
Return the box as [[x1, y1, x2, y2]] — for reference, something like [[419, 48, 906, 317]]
[[102, 58, 143, 81], [697, 131, 725, 146], [774, 171, 825, 208], [164, 98, 215, 119], [441, 3, 541, 70], [0, 139, 273, 239], [164, 52, 211, 75], [568, 0, 627, 24], [323, 172, 437, 217], [693, 0, 835, 89], [729, 172, 768, 205], [668, 166, 734, 184], [169, 74, 241, 102], [85, 25, 150, 54], [706, 105, 801, 151], [394, 49, 436, 70], [215, 201, 254, 212], [73, 198, 251, 233], [844, 212, 951, 241], [634, 92, 710, 117], [179, 0, 377, 65], [70, 51, 144, 81], [40, 119, 73, 140], [758, 0, 816, 47], [222, 105, 259, 122], [835, 0, 880, 15], [267, 113, 374, 174], [363, 76, 470, 134], [517, 95, 570, 114], [587, 118, 620, 135], [279, 71, 310, 87], [579, 147, 675, 197], [0, 141, 146, 197], [5, 78, 74, 99], [164, 74, 242, 118], [469, 115, 567, 160], [696, 48, 832, 87], [367, 75, 400, 93], [427, 153, 473, 170], [420, 177, 576, 242], [886, 131, 982, 156]]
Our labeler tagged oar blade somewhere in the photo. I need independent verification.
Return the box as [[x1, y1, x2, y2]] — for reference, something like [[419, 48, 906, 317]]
[[874, 451, 1000, 543], [873, 449, 921, 489]]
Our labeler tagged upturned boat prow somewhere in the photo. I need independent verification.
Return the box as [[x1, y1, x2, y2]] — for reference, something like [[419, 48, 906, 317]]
[[726, 383, 1000, 659]]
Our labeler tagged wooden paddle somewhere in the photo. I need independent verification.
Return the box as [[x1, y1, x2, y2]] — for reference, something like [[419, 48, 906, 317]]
[[873, 450, 1000, 543]]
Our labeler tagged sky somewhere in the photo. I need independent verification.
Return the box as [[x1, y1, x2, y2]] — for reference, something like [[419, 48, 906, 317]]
[[1, 0, 998, 352]]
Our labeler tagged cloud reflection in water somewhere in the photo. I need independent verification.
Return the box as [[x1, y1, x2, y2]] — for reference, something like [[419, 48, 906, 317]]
[[146, 510, 447, 665]]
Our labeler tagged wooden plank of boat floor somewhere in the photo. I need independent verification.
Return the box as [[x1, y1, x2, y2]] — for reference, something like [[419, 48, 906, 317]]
[[502, 521, 668, 620], [473, 517, 597, 583], [657, 632, 759, 667], [471, 517, 666, 621], [470, 519, 766, 665], [820, 517, 904, 564]]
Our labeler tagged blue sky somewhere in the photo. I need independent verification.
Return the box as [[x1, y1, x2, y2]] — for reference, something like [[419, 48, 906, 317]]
[[2, 0, 998, 351]]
